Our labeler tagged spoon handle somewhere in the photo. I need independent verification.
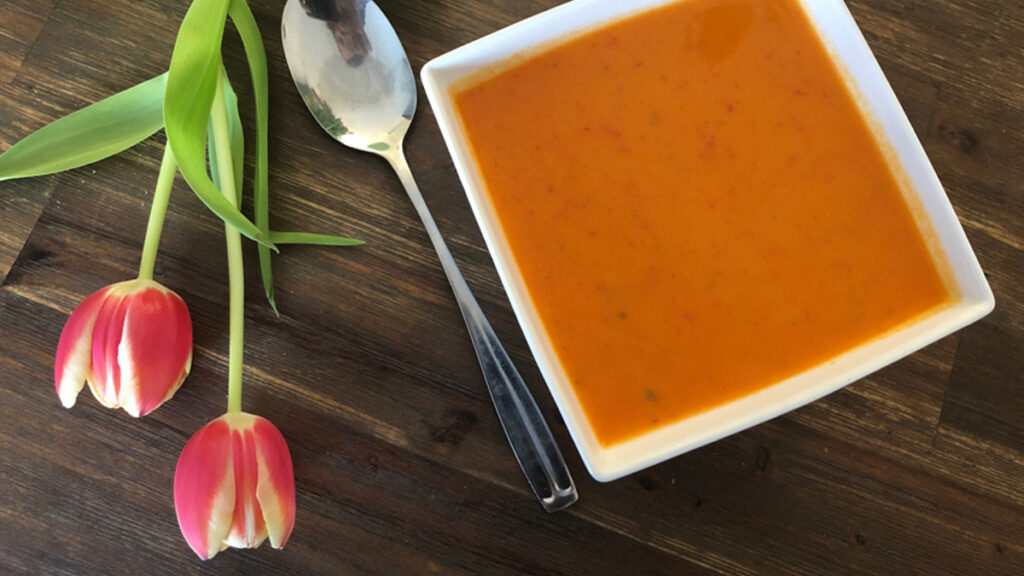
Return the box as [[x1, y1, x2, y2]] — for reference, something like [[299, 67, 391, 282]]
[[386, 149, 578, 512]]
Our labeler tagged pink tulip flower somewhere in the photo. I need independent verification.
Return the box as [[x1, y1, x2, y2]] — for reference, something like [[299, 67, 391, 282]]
[[174, 412, 296, 560], [54, 278, 192, 417]]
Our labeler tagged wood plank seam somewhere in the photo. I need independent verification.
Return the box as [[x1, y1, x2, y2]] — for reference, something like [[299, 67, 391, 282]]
[[0, 0, 59, 86]]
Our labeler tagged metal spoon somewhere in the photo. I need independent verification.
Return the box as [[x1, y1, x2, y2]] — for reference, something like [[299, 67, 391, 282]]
[[281, 0, 577, 512]]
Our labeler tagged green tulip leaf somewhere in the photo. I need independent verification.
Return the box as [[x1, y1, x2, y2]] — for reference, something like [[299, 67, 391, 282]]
[[208, 69, 245, 205], [228, 0, 277, 312], [0, 73, 167, 181], [164, 0, 271, 248], [269, 231, 365, 246]]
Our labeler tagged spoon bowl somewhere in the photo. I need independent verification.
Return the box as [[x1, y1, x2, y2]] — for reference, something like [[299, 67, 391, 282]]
[[282, 0, 414, 151], [282, 0, 577, 512]]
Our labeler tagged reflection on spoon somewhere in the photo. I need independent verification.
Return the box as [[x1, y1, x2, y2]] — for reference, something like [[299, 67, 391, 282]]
[[298, 0, 372, 65], [283, 0, 414, 145]]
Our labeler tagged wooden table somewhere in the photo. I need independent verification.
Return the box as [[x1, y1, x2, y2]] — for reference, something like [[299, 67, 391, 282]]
[[1, 1, 1021, 574]]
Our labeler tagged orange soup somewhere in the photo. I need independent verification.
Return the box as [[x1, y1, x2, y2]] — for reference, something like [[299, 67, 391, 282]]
[[453, 0, 951, 446]]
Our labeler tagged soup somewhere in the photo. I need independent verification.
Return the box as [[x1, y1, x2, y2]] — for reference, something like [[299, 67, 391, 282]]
[[453, 0, 951, 447]]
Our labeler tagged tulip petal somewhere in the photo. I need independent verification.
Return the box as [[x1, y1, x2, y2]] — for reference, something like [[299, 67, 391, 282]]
[[225, 417, 268, 550], [54, 287, 111, 408], [253, 417, 295, 549], [86, 288, 131, 408], [118, 283, 193, 417], [174, 417, 236, 560]]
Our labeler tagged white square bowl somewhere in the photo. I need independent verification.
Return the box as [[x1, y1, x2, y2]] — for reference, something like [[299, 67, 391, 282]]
[[420, 0, 994, 481]]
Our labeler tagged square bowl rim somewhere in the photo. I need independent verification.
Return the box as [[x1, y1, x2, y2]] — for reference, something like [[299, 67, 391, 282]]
[[419, 0, 995, 481]]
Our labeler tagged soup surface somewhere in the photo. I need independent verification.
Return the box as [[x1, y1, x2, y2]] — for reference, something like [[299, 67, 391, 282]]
[[454, 0, 951, 446]]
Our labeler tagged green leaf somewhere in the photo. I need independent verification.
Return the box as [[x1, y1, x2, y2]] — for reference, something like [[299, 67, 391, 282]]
[[164, 0, 271, 248], [269, 231, 364, 246], [208, 69, 245, 205], [368, 142, 390, 151], [228, 0, 277, 312], [0, 73, 166, 181]]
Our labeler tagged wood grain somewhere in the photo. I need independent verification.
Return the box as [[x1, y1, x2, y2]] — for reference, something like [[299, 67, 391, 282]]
[[1, 1, 1022, 574]]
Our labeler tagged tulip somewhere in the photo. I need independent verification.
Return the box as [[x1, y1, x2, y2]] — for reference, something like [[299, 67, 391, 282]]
[[54, 278, 192, 417], [174, 412, 296, 560]]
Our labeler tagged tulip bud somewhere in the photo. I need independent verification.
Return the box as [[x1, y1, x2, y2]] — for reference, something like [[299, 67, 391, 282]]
[[174, 412, 296, 560], [54, 278, 192, 417]]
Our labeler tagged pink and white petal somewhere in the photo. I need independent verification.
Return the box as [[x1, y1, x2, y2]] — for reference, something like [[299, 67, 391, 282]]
[[253, 416, 296, 549], [225, 418, 268, 550], [54, 287, 110, 408], [156, 366, 190, 409], [117, 286, 192, 417], [156, 345, 193, 412], [86, 292, 130, 408], [175, 417, 236, 560]]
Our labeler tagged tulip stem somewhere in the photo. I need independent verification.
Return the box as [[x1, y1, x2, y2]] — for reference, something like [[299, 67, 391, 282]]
[[212, 66, 245, 414], [137, 144, 178, 281]]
